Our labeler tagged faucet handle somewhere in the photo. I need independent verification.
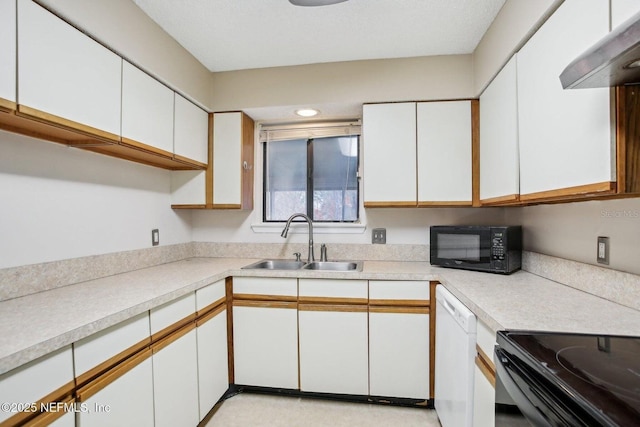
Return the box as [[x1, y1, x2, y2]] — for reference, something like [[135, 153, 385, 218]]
[[293, 252, 302, 262], [320, 244, 327, 262]]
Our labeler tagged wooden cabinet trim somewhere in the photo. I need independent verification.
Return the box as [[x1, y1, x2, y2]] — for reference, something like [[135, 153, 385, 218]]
[[76, 348, 152, 402], [0, 380, 76, 427], [369, 299, 430, 307], [75, 336, 151, 388], [369, 306, 430, 315], [475, 348, 496, 388], [363, 201, 417, 208], [16, 104, 120, 143], [476, 344, 496, 374], [417, 201, 473, 207], [232, 300, 297, 309], [519, 181, 616, 202], [298, 296, 368, 305], [196, 303, 226, 327], [151, 321, 196, 354], [196, 297, 227, 317], [480, 194, 520, 205], [0, 98, 17, 113], [120, 136, 174, 159], [299, 303, 368, 313], [172, 153, 208, 170], [233, 293, 297, 303], [150, 313, 197, 344], [210, 203, 243, 209], [26, 396, 75, 427]]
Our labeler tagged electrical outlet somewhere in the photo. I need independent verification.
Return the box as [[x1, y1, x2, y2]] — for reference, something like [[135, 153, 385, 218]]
[[597, 236, 609, 265], [152, 229, 160, 246], [372, 228, 386, 244]]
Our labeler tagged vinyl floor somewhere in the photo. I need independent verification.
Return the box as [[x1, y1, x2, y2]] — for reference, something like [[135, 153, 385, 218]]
[[204, 392, 442, 427]]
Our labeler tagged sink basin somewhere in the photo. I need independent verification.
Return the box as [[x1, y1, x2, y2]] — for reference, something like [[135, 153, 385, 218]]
[[302, 261, 363, 272], [242, 259, 307, 270]]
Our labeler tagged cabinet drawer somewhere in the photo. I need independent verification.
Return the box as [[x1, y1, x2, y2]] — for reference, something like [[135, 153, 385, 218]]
[[476, 319, 496, 366], [150, 293, 196, 337], [369, 280, 429, 303], [74, 312, 150, 382], [233, 277, 297, 297], [0, 346, 74, 425], [299, 279, 367, 300], [196, 279, 226, 313]]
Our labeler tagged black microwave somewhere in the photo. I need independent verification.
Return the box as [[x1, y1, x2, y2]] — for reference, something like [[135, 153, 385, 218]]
[[430, 226, 522, 274]]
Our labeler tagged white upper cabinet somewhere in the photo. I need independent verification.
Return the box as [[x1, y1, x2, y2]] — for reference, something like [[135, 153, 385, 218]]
[[121, 61, 174, 155], [517, 0, 614, 200], [17, 0, 122, 139], [417, 101, 472, 205], [0, 0, 16, 109], [363, 102, 417, 206], [174, 93, 209, 166], [212, 112, 254, 209], [479, 56, 520, 204]]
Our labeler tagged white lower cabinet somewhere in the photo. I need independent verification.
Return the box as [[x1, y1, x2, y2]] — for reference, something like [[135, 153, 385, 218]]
[[150, 294, 200, 427], [473, 319, 497, 427], [232, 277, 298, 389], [77, 355, 155, 427], [0, 346, 75, 426], [196, 280, 229, 420], [298, 279, 369, 395], [152, 328, 200, 427], [369, 280, 430, 400]]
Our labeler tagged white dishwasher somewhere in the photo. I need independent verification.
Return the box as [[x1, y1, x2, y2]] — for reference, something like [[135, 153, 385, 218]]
[[434, 285, 477, 427]]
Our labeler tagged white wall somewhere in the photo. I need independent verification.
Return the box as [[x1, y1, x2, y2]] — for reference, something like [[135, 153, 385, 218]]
[[506, 198, 640, 275], [0, 130, 192, 269]]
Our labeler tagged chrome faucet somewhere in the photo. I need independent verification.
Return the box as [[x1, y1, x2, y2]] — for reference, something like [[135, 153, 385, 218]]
[[281, 213, 315, 263]]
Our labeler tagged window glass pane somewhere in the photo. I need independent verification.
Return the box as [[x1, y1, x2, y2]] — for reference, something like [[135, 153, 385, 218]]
[[263, 135, 359, 222], [312, 136, 358, 221], [264, 139, 307, 221]]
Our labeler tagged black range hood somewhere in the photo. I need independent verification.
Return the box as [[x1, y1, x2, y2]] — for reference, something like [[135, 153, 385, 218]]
[[560, 10, 640, 89]]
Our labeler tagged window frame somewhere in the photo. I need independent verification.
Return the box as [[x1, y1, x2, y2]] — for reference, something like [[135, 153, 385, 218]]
[[262, 135, 360, 223]]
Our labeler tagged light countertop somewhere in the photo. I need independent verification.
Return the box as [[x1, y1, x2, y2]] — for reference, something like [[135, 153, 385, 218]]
[[1, 257, 639, 375]]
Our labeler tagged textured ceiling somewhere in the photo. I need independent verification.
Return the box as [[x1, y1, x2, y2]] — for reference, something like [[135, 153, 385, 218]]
[[132, 0, 506, 72]]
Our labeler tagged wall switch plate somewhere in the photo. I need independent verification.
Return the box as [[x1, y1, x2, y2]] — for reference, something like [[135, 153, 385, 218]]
[[152, 229, 160, 246], [372, 228, 386, 244], [597, 236, 609, 265]]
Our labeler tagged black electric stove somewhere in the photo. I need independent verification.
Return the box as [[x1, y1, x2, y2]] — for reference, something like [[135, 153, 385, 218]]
[[495, 330, 640, 427]]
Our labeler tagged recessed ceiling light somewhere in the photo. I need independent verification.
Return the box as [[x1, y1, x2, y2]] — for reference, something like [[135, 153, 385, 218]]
[[295, 108, 319, 117], [624, 58, 640, 69], [289, 0, 349, 6]]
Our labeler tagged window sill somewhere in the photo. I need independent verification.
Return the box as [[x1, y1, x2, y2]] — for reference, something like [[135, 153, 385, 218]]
[[251, 222, 366, 234]]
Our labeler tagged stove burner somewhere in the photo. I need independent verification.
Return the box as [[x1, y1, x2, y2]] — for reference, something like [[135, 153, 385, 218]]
[[556, 345, 640, 405]]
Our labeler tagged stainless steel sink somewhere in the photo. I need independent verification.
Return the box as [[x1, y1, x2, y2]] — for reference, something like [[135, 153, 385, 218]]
[[242, 259, 307, 270], [242, 259, 363, 272], [302, 261, 363, 272]]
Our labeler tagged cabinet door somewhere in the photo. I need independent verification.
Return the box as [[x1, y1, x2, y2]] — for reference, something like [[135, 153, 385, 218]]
[[196, 308, 228, 420], [417, 101, 472, 205], [473, 363, 495, 427], [479, 57, 520, 204], [0, 346, 74, 425], [121, 61, 174, 155], [369, 280, 430, 400], [362, 102, 417, 206], [233, 304, 298, 389], [17, 0, 121, 139], [196, 280, 228, 420], [77, 355, 155, 427], [152, 328, 200, 427], [299, 308, 369, 395], [212, 112, 254, 209], [0, 0, 16, 109], [369, 310, 429, 399], [517, 0, 614, 200], [74, 312, 150, 385], [174, 94, 209, 165]]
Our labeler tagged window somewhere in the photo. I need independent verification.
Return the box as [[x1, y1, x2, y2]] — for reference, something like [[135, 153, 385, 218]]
[[263, 135, 359, 222]]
